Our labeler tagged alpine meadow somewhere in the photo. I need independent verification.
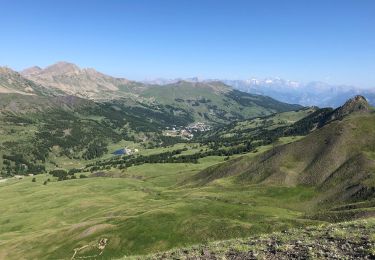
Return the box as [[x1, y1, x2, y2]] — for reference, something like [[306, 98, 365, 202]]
[[1, 1, 375, 259]]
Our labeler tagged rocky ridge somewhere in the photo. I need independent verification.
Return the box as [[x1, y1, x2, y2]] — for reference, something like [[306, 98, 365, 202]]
[[20, 62, 133, 99]]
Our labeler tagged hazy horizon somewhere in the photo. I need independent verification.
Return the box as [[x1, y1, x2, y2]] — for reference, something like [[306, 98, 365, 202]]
[[6, 60, 372, 90]]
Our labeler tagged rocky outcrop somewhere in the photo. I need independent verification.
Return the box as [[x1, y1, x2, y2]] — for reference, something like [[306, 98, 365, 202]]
[[331, 95, 370, 120]]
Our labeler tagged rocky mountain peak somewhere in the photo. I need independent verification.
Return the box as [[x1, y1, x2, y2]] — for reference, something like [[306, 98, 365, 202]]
[[332, 95, 370, 119], [20, 66, 42, 76], [18, 62, 135, 98], [43, 61, 81, 76], [341, 95, 369, 113]]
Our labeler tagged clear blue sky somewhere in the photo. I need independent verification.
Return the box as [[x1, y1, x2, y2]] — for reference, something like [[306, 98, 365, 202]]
[[1, 0, 374, 87]]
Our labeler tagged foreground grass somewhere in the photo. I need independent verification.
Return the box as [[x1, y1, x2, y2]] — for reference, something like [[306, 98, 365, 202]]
[[132, 218, 375, 259], [0, 154, 320, 259]]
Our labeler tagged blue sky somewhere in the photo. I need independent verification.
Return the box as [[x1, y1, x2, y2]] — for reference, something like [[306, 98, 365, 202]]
[[1, 0, 374, 87]]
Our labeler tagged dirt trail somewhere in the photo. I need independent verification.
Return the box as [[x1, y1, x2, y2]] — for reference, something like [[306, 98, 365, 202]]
[[71, 238, 108, 260]]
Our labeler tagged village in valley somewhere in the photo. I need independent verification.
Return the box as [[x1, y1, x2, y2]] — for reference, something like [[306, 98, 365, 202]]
[[109, 122, 211, 159], [163, 122, 211, 140]]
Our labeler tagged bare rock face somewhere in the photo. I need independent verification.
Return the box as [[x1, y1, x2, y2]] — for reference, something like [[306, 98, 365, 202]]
[[0, 66, 36, 94], [341, 95, 370, 113], [20, 66, 42, 77], [20, 61, 132, 99], [42, 61, 80, 76], [332, 95, 370, 119]]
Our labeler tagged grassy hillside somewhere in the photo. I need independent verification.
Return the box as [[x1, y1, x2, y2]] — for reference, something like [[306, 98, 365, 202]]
[[138, 218, 375, 259], [0, 94, 92, 113], [0, 153, 321, 259], [141, 81, 301, 124], [190, 110, 375, 217], [1, 144, 372, 259], [199, 107, 317, 140]]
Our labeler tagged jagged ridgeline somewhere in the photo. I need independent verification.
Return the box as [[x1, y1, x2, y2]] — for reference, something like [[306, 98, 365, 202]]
[[0, 63, 299, 176]]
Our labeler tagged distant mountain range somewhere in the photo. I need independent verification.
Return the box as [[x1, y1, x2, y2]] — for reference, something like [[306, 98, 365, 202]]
[[19, 61, 146, 99], [223, 78, 375, 108], [0, 62, 300, 124], [3, 61, 374, 108], [143, 77, 375, 107]]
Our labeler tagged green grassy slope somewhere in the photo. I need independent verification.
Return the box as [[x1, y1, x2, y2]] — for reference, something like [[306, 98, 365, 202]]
[[0, 93, 92, 113], [199, 107, 317, 140], [137, 218, 375, 259], [141, 81, 301, 124], [190, 110, 375, 216], [0, 154, 320, 259]]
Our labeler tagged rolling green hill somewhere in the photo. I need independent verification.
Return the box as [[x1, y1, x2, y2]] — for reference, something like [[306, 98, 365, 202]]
[[190, 96, 375, 219], [141, 81, 302, 124], [197, 107, 317, 141]]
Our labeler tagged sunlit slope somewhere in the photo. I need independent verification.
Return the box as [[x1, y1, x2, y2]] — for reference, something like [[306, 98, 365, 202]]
[[0, 157, 319, 259], [191, 100, 375, 205], [138, 218, 375, 260], [141, 81, 302, 123]]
